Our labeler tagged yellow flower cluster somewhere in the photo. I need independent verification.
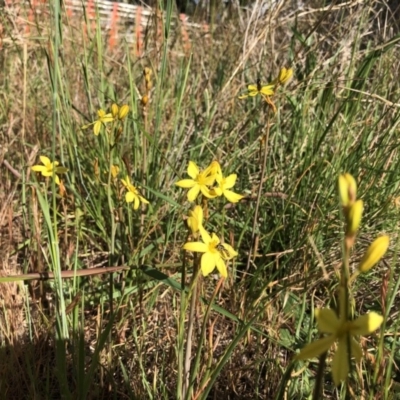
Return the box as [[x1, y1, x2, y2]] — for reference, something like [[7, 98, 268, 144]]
[[177, 161, 243, 278], [183, 206, 238, 278], [238, 67, 293, 112], [175, 160, 244, 203], [82, 103, 129, 136]]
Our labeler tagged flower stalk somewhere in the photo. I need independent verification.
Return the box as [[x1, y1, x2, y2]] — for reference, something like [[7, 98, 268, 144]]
[[295, 173, 387, 393]]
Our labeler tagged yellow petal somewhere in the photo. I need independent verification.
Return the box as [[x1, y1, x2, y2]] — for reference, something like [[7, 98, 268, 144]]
[[350, 337, 363, 362], [295, 335, 335, 361], [54, 175, 60, 185], [201, 252, 216, 276], [358, 236, 389, 273], [41, 171, 53, 177], [133, 196, 140, 210], [187, 185, 201, 202], [125, 192, 134, 203], [349, 312, 383, 335], [247, 84, 258, 92], [215, 256, 228, 278], [31, 165, 46, 173], [176, 179, 195, 189], [332, 337, 349, 385], [101, 114, 114, 123], [221, 243, 238, 259], [238, 94, 250, 100], [94, 121, 101, 135], [204, 175, 218, 187], [199, 228, 211, 245], [187, 161, 199, 179], [223, 174, 237, 189], [39, 156, 51, 166], [184, 242, 208, 253], [200, 185, 217, 199], [224, 189, 244, 203], [260, 85, 275, 96], [315, 309, 341, 333], [248, 90, 259, 97], [205, 161, 222, 177], [139, 195, 149, 205]]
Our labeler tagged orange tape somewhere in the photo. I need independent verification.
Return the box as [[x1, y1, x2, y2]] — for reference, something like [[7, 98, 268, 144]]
[[179, 14, 191, 55], [135, 6, 143, 57], [108, 2, 119, 49]]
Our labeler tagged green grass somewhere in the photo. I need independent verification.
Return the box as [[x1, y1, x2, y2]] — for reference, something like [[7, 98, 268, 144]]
[[1, 0, 400, 399]]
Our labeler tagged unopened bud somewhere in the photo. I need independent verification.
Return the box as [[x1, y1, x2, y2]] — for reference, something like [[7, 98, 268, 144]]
[[347, 200, 363, 236], [277, 67, 293, 85], [118, 104, 129, 120], [111, 103, 119, 118], [358, 235, 389, 273], [141, 95, 149, 106], [339, 173, 357, 207]]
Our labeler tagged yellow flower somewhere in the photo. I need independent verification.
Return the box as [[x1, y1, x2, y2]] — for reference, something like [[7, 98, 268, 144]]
[[82, 108, 115, 135], [93, 109, 114, 135], [31, 156, 68, 185], [183, 228, 238, 278], [187, 205, 204, 235], [175, 161, 218, 202], [358, 235, 389, 273], [238, 78, 275, 100], [296, 288, 383, 385], [121, 176, 149, 210], [212, 173, 244, 203]]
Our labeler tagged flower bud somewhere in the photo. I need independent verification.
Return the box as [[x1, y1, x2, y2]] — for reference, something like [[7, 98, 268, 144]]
[[146, 81, 153, 91], [144, 67, 152, 77], [339, 173, 357, 207], [141, 95, 149, 106], [111, 165, 119, 179], [118, 104, 129, 120], [358, 235, 389, 273], [347, 200, 363, 236], [277, 67, 293, 85], [111, 103, 119, 118], [187, 205, 203, 235]]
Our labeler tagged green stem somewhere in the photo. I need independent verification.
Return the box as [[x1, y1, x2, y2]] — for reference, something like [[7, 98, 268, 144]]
[[312, 352, 327, 400], [245, 110, 271, 271], [183, 254, 201, 399]]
